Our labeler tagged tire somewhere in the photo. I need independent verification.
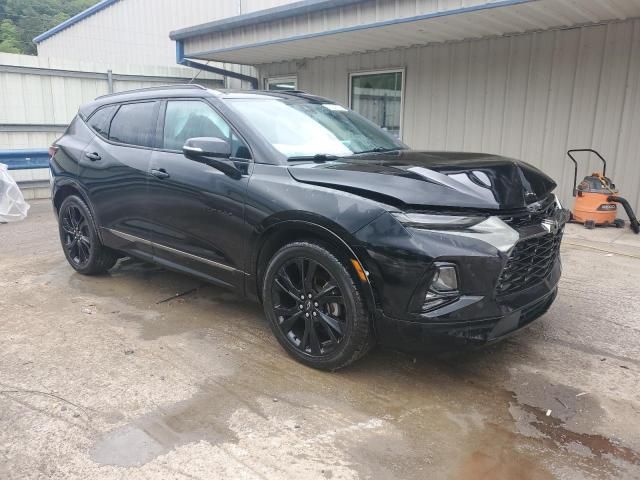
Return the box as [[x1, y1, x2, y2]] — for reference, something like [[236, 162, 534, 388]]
[[58, 195, 118, 275], [262, 241, 374, 371]]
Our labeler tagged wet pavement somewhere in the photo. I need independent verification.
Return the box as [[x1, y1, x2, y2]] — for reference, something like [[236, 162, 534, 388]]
[[1, 200, 639, 479]]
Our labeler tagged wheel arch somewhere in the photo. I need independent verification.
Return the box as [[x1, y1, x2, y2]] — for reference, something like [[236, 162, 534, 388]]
[[251, 219, 378, 314], [52, 181, 104, 242]]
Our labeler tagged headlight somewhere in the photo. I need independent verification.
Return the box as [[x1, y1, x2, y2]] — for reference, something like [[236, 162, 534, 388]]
[[390, 212, 486, 230], [554, 195, 563, 210], [392, 212, 520, 253]]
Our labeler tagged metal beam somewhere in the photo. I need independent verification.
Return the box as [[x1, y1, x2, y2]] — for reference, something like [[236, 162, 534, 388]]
[[0, 64, 221, 84], [179, 58, 259, 89], [0, 124, 68, 133]]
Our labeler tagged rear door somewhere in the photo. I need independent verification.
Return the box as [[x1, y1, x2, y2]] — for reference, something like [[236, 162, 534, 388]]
[[146, 98, 253, 289], [80, 101, 159, 259]]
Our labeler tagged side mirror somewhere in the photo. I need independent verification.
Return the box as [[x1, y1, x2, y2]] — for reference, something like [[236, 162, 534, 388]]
[[183, 137, 242, 180], [183, 137, 231, 159]]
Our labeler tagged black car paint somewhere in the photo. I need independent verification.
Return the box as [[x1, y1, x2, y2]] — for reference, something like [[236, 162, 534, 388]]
[[51, 87, 565, 349]]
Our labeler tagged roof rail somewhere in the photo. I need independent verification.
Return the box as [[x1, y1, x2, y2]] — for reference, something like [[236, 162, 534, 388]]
[[95, 83, 209, 100]]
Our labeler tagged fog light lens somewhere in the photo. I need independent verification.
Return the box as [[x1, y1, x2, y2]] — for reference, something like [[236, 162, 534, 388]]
[[431, 265, 458, 292], [422, 264, 459, 312]]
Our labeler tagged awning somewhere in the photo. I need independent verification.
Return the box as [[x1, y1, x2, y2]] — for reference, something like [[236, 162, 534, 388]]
[[172, 0, 640, 65]]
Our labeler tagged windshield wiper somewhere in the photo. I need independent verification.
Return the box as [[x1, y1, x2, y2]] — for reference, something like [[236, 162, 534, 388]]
[[354, 147, 402, 154], [287, 153, 339, 163]]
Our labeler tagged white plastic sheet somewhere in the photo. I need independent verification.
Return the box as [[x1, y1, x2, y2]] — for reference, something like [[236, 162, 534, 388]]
[[0, 163, 30, 222]]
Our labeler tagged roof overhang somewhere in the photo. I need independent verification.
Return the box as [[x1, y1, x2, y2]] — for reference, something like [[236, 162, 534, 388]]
[[174, 0, 640, 65]]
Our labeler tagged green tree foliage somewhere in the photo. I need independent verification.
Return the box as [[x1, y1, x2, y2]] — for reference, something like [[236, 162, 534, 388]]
[[0, 0, 100, 55]]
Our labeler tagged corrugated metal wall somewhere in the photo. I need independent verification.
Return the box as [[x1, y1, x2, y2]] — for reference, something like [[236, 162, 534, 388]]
[[260, 18, 640, 212], [35, 0, 294, 80], [183, 0, 500, 57], [0, 53, 222, 149], [37, 0, 237, 65]]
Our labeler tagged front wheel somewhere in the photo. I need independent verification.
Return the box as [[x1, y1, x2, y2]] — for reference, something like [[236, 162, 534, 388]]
[[262, 241, 374, 370]]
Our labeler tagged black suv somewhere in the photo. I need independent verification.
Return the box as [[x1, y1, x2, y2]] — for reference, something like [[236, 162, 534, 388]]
[[50, 85, 568, 370]]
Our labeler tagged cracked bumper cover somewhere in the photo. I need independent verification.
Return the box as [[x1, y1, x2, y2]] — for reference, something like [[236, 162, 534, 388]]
[[353, 207, 567, 349]]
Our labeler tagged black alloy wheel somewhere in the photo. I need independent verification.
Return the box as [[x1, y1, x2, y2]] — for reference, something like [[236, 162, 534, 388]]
[[263, 242, 374, 370], [61, 204, 92, 267], [58, 195, 118, 275], [272, 257, 346, 356]]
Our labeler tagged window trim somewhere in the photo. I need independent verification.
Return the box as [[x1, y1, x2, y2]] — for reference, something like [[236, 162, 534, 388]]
[[264, 74, 298, 91], [157, 98, 254, 161], [348, 67, 406, 140]]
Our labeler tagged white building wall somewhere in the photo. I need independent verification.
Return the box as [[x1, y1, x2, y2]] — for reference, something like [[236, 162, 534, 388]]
[[36, 0, 298, 66], [259, 18, 640, 212]]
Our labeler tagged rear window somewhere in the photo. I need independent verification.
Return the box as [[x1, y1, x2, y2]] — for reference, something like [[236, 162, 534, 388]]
[[87, 105, 117, 138], [109, 102, 158, 148]]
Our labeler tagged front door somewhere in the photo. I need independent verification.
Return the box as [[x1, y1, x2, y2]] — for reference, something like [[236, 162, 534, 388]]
[[147, 99, 253, 289]]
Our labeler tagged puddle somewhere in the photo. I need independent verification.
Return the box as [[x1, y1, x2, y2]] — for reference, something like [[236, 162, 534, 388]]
[[455, 447, 554, 480], [507, 372, 640, 470], [91, 384, 248, 467], [519, 402, 640, 465]]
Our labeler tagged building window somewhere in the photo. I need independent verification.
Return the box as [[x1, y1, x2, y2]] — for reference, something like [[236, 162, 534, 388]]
[[265, 75, 297, 91], [350, 69, 404, 139]]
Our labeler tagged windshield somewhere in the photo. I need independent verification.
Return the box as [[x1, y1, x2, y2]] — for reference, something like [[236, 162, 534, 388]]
[[227, 97, 406, 159]]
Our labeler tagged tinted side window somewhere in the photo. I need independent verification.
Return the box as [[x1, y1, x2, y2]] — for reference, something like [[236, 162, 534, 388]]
[[163, 100, 250, 159], [109, 102, 158, 147], [87, 105, 117, 138]]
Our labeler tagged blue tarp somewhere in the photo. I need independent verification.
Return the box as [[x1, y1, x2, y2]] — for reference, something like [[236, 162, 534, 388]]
[[0, 149, 50, 170]]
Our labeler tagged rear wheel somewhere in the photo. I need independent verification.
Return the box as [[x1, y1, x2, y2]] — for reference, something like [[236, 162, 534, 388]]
[[58, 195, 118, 275], [262, 241, 374, 370]]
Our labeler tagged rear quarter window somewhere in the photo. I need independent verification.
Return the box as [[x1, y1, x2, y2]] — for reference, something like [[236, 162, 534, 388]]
[[109, 102, 158, 148], [87, 105, 117, 138]]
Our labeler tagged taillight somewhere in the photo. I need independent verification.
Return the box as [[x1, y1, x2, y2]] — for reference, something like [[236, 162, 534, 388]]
[[48, 145, 58, 158]]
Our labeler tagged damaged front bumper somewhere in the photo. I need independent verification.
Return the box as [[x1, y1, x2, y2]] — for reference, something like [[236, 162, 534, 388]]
[[353, 200, 569, 350]]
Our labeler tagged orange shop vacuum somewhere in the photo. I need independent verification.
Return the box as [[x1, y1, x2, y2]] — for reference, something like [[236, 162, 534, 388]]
[[566, 149, 639, 234]]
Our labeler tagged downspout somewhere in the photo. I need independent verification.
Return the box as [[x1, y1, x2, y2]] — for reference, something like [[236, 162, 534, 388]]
[[175, 40, 258, 89]]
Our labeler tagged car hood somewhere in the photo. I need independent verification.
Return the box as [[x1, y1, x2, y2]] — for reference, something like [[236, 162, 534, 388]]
[[287, 150, 556, 211]]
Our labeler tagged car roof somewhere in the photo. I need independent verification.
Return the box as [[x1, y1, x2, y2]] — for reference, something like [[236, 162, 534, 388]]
[[78, 84, 331, 119]]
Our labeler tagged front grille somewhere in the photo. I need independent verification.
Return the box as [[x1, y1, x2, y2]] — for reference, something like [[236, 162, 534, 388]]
[[496, 229, 563, 295], [500, 195, 557, 229]]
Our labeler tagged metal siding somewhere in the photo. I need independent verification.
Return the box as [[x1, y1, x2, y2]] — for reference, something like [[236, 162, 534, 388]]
[[0, 53, 221, 149], [182, 0, 498, 58], [183, 0, 640, 65], [259, 18, 640, 212], [36, 0, 296, 67]]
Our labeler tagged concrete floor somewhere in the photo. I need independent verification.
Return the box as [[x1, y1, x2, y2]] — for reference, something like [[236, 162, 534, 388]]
[[1, 200, 639, 480]]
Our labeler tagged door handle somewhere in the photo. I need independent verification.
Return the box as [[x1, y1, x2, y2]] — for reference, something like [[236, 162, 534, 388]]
[[85, 152, 101, 161], [151, 168, 170, 179]]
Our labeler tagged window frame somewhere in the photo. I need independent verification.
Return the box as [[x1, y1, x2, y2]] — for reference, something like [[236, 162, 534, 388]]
[[85, 104, 119, 141], [157, 98, 254, 161], [107, 100, 162, 149], [264, 75, 298, 91], [85, 100, 161, 150], [348, 68, 406, 140]]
